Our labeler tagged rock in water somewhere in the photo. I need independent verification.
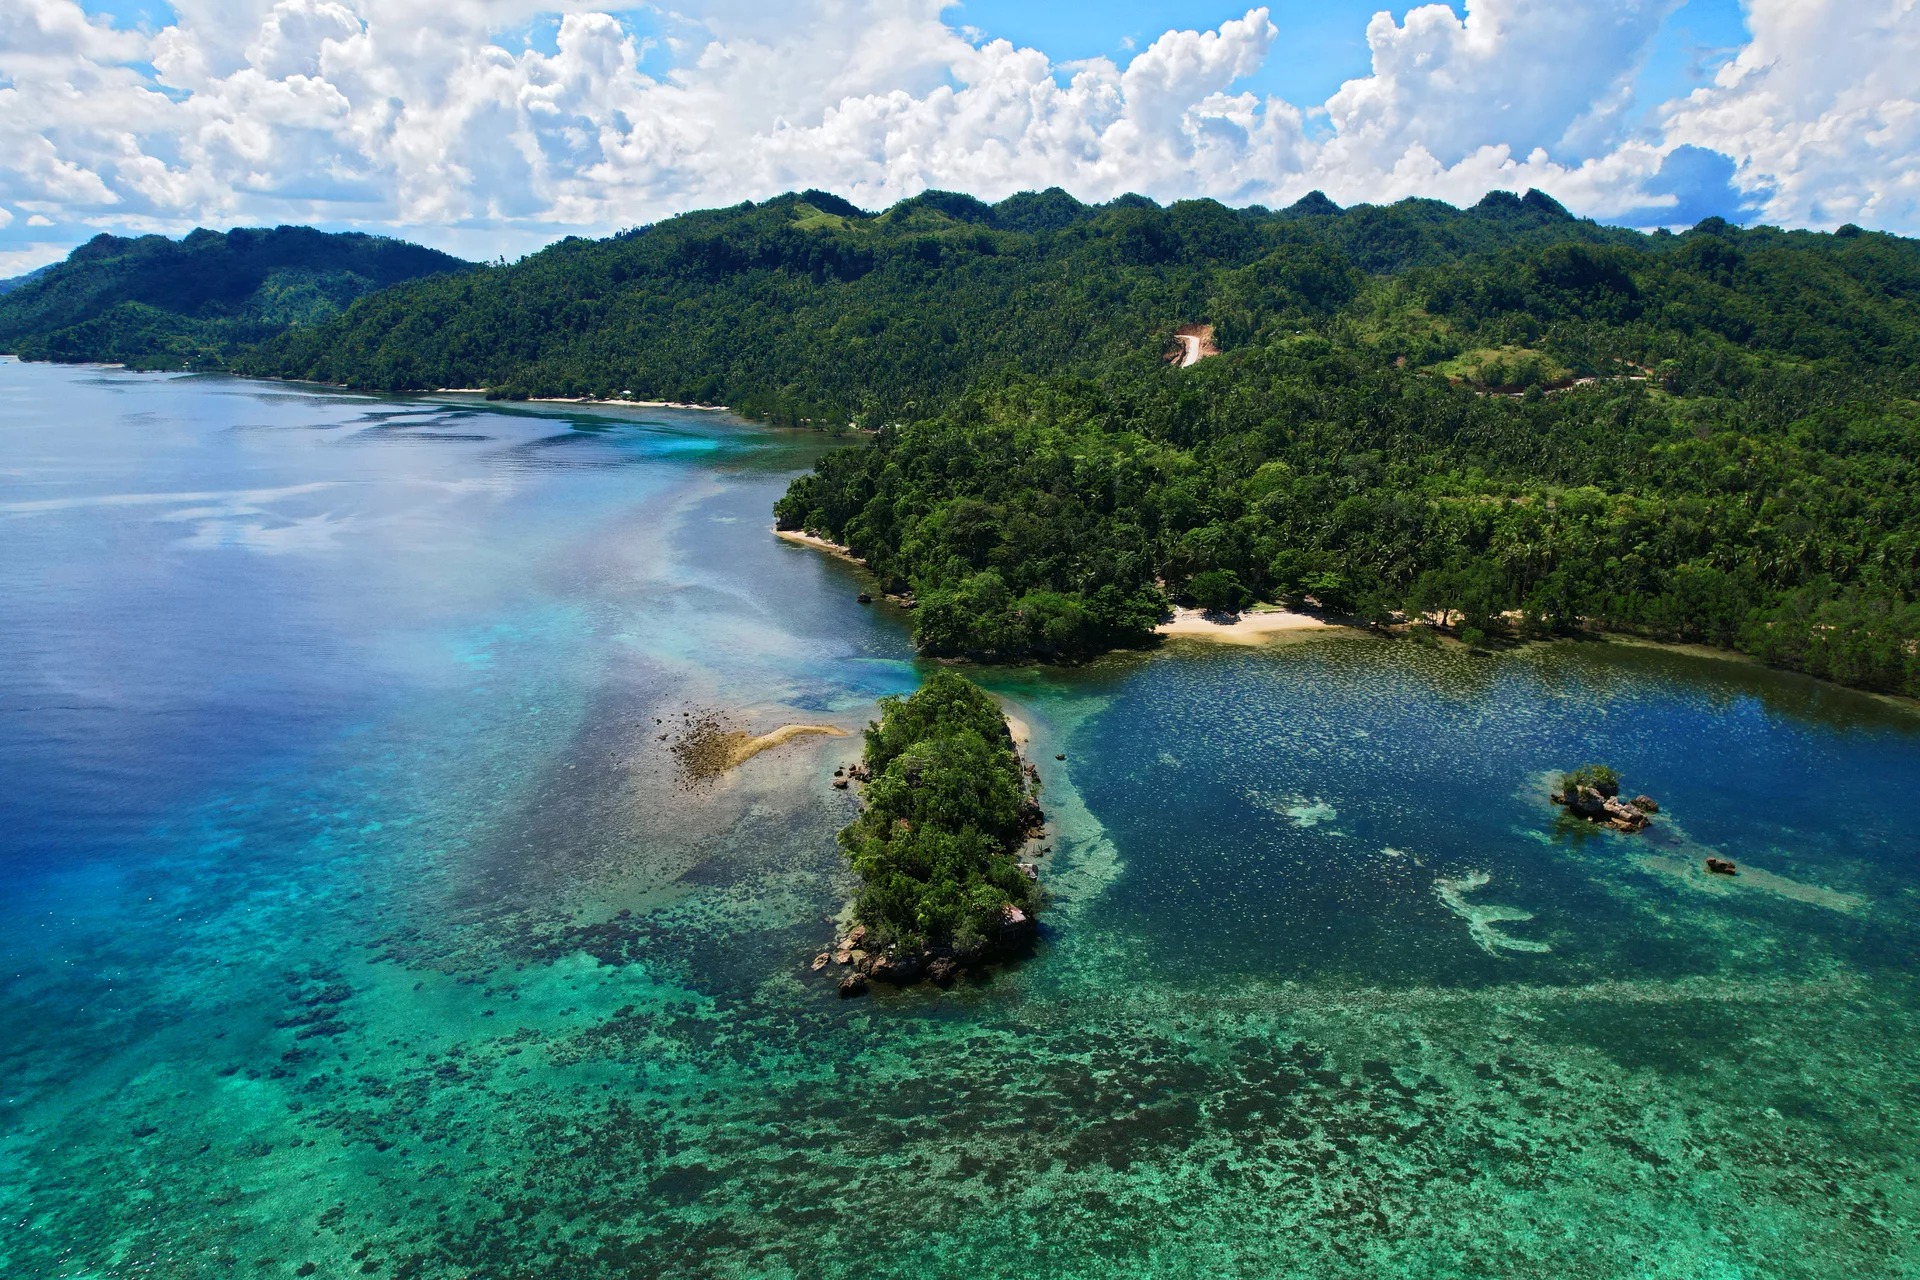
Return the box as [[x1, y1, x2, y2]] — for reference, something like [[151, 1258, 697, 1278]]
[[926, 956, 959, 986], [1706, 857, 1738, 876], [810, 952, 830, 972], [837, 972, 869, 998], [1631, 795, 1660, 813], [869, 951, 923, 985], [999, 906, 1037, 954]]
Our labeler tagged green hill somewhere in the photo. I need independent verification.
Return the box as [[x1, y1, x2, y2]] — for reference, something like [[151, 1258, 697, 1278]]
[[0, 227, 471, 370], [239, 186, 1651, 417]]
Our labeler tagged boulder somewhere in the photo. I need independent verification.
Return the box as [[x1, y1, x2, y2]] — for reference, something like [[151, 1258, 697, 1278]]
[[869, 951, 924, 985], [1600, 796, 1649, 831], [1631, 795, 1660, 813], [837, 972, 869, 998], [832, 949, 852, 966], [926, 956, 960, 986], [847, 924, 868, 948], [1018, 800, 1046, 832], [857, 593, 873, 604], [1565, 787, 1610, 821], [998, 906, 1038, 955], [832, 778, 850, 790], [810, 952, 830, 972], [1706, 857, 1738, 876], [1562, 785, 1649, 831]]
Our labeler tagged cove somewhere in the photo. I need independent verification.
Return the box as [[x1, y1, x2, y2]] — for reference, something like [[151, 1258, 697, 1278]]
[[3, 360, 1918, 1279]]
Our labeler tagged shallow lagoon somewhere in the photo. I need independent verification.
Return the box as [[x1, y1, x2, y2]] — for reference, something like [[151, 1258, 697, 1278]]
[[3, 361, 1918, 1278]]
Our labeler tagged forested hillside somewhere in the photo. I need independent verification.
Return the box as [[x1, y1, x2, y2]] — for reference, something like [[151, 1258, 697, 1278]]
[[14, 186, 1919, 697], [0, 227, 470, 369], [243, 186, 1644, 417]]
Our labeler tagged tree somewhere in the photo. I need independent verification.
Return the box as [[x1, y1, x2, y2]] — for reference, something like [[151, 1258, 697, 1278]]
[[1189, 569, 1251, 614]]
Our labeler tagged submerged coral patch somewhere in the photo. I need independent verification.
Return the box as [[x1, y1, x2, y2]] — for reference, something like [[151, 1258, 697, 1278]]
[[1435, 872, 1553, 956]]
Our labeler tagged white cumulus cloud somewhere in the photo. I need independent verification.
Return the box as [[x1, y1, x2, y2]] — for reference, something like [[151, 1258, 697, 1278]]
[[1661, 0, 1920, 231], [0, 0, 1915, 272]]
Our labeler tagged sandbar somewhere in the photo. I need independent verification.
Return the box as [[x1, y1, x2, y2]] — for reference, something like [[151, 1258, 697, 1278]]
[[673, 716, 849, 781], [724, 724, 848, 769]]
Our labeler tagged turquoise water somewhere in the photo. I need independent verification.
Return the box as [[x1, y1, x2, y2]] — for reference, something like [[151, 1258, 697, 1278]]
[[4, 360, 1919, 1278]]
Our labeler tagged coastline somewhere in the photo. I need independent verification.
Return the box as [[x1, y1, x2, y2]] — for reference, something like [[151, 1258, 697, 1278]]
[[773, 527, 862, 564], [434, 388, 732, 411], [1155, 605, 1340, 645]]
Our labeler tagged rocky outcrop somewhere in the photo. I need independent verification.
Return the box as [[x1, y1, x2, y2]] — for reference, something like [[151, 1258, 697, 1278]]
[[998, 905, 1037, 954], [812, 903, 1036, 993], [1706, 857, 1738, 876], [1552, 783, 1654, 832], [867, 951, 924, 985]]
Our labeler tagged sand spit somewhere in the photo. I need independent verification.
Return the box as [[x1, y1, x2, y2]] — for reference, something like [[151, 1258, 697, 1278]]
[[671, 711, 849, 783], [1155, 606, 1338, 645], [773, 528, 861, 563], [1632, 851, 1868, 913]]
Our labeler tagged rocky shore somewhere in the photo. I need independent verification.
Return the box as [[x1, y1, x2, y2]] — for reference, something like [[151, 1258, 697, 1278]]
[[813, 908, 1040, 998], [1551, 765, 1659, 833]]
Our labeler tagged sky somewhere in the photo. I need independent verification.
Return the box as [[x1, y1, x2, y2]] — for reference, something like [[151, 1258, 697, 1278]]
[[1, 0, 1916, 274]]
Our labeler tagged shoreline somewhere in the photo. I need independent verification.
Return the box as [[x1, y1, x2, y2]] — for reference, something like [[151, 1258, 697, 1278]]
[[773, 527, 862, 564], [433, 388, 732, 412], [1155, 605, 1341, 645]]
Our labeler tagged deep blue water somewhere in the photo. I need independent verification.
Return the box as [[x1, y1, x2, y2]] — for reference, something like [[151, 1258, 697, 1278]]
[[4, 360, 1919, 1279]]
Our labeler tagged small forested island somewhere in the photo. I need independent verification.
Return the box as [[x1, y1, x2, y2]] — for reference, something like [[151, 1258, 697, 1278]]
[[1551, 764, 1659, 833], [818, 671, 1043, 996]]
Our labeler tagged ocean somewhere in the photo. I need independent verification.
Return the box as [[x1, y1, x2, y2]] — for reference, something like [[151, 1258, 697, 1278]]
[[4, 360, 1917, 1278]]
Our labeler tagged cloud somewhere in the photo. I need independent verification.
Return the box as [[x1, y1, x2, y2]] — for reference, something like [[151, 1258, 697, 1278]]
[[1660, 0, 1920, 230], [0, 0, 1915, 272], [1322, 0, 1679, 169]]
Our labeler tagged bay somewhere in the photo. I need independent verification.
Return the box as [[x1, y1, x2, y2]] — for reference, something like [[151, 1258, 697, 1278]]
[[3, 359, 1917, 1279]]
